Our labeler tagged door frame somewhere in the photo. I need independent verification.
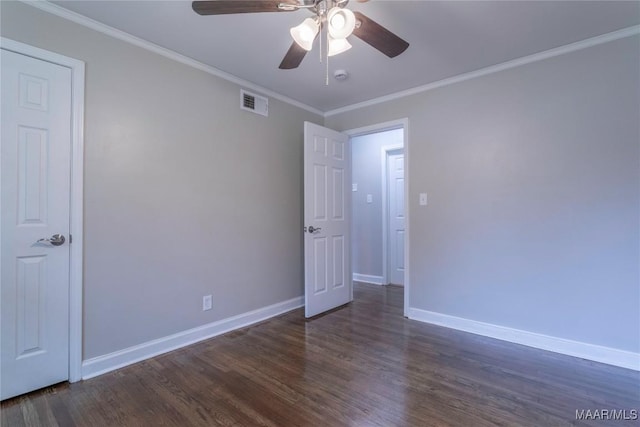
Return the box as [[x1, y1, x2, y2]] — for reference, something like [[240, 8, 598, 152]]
[[345, 119, 409, 316], [382, 146, 404, 286], [0, 38, 85, 382]]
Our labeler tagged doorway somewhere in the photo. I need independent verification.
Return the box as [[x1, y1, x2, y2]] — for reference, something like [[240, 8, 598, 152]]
[[346, 119, 409, 316]]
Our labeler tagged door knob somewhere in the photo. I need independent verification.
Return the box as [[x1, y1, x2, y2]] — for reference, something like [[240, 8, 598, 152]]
[[37, 234, 65, 246], [307, 226, 322, 234]]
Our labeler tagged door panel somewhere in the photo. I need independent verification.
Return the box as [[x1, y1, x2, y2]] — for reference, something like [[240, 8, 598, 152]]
[[304, 122, 351, 317], [16, 255, 48, 358], [388, 152, 405, 285], [18, 127, 49, 224], [1, 49, 72, 400], [332, 236, 345, 288]]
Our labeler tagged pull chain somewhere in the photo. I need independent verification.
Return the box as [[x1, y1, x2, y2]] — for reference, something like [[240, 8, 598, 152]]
[[326, 32, 329, 86], [317, 1, 330, 86], [324, 37, 329, 86], [318, 19, 322, 63]]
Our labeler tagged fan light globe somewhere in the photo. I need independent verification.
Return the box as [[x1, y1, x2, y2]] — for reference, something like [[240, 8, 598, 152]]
[[328, 37, 352, 57], [331, 14, 345, 30], [290, 18, 319, 51], [327, 7, 356, 39]]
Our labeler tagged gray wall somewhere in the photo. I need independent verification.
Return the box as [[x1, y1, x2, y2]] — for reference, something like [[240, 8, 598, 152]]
[[1, 1, 322, 359], [2, 1, 638, 360], [351, 129, 403, 279], [327, 35, 640, 353]]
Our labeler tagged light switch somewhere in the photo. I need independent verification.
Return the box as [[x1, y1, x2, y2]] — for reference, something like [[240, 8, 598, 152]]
[[352, 183, 358, 192], [419, 193, 428, 206], [366, 194, 373, 203]]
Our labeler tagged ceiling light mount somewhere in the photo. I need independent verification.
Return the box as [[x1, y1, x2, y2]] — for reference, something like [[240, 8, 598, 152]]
[[278, 0, 350, 14], [333, 69, 349, 81]]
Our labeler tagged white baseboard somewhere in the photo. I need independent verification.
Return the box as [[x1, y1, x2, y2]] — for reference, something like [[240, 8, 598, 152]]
[[408, 308, 640, 371], [82, 296, 304, 380], [353, 273, 385, 285]]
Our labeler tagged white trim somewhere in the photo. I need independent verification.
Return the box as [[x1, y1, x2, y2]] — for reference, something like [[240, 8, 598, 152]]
[[1, 37, 85, 383], [22, 0, 323, 117], [403, 121, 410, 317], [325, 25, 640, 117], [346, 118, 410, 317], [381, 144, 404, 287], [344, 120, 407, 138], [20, 3, 639, 118], [408, 308, 640, 371], [353, 273, 385, 286], [82, 296, 304, 380]]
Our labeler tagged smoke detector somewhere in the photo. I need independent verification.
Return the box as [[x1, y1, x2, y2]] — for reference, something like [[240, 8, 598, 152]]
[[333, 69, 349, 81]]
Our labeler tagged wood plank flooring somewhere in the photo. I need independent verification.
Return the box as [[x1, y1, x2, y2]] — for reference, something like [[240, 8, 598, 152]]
[[2, 283, 638, 426]]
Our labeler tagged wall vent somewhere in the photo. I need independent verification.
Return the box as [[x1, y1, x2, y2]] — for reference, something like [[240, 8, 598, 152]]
[[240, 89, 268, 117]]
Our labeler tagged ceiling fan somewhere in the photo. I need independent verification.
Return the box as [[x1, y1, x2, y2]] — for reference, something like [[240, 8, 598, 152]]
[[192, 0, 409, 70]]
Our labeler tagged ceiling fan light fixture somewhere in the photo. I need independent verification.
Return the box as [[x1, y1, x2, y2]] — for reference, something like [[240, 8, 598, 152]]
[[290, 17, 319, 51], [328, 36, 352, 57], [327, 7, 355, 39]]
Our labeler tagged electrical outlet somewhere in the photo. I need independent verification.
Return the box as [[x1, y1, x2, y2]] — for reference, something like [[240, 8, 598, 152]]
[[202, 295, 212, 311], [419, 193, 428, 206]]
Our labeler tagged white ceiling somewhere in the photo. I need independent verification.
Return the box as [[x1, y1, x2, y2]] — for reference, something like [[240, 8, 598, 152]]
[[52, 0, 640, 112]]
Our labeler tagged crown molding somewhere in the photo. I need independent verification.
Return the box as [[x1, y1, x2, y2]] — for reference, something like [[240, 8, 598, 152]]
[[18, 1, 640, 118], [21, 0, 324, 117], [324, 25, 640, 117]]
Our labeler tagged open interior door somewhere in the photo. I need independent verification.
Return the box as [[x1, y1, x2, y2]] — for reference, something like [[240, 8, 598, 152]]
[[304, 122, 352, 318]]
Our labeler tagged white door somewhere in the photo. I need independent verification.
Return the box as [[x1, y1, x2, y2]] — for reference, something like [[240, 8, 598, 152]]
[[1, 49, 72, 400], [387, 151, 405, 285], [304, 122, 351, 317]]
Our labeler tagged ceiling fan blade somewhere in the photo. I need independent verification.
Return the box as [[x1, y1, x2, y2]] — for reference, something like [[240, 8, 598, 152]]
[[192, 0, 298, 15], [352, 11, 409, 58], [279, 42, 308, 69]]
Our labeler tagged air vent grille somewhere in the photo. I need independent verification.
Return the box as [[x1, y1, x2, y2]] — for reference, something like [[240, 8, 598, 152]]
[[240, 89, 268, 117], [243, 93, 255, 110]]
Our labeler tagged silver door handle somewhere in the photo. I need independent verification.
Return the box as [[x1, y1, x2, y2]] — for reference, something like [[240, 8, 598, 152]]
[[37, 234, 65, 246], [307, 226, 322, 234]]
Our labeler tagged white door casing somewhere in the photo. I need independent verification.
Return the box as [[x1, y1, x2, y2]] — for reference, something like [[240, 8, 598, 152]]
[[387, 151, 405, 285], [303, 122, 352, 318], [1, 39, 85, 398]]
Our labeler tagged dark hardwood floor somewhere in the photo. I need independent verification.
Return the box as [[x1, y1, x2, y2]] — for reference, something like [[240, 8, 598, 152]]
[[2, 283, 638, 426]]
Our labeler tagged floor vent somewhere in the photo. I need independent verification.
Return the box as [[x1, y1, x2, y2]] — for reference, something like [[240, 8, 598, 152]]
[[240, 89, 268, 117]]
